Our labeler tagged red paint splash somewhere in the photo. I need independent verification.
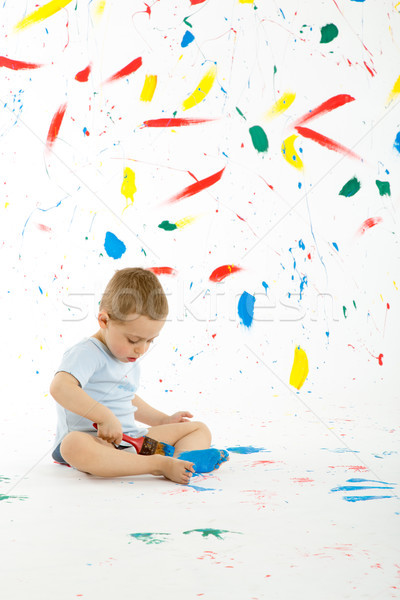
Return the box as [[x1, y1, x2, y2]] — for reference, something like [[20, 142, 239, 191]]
[[36, 223, 52, 232], [46, 103, 67, 149], [357, 216, 383, 235], [294, 94, 355, 127], [209, 264, 242, 282], [75, 63, 92, 82], [291, 477, 314, 483], [295, 125, 361, 160], [147, 267, 177, 276], [0, 56, 42, 70], [190, 0, 207, 4], [166, 167, 225, 204], [363, 61, 375, 77], [376, 353, 384, 366], [142, 117, 216, 128], [104, 57, 142, 84]]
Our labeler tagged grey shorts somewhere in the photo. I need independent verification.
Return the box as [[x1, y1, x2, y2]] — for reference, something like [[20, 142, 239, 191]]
[[52, 433, 137, 466]]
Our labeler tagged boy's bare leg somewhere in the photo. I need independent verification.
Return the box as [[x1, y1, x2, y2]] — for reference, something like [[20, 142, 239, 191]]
[[146, 421, 212, 456], [60, 432, 194, 484]]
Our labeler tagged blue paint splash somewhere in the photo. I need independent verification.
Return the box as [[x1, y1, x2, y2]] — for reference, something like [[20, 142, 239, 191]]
[[343, 495, 394, 502], [298, 239, 305, 250], [238, 291, 255, 327], [331, 485, 394, 492], [332, 242, 339, 251], [226, 446, 266, 454], [104, 231, 126, 259], [181, 30, 195, 47], [394, 131, 400, 154], [262, 281, 269, 295]]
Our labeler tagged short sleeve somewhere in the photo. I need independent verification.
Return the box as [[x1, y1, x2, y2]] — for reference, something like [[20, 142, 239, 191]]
[[55, 341, 101, 389]]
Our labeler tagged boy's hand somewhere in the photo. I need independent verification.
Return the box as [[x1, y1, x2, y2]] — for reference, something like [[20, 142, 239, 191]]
[[96, 414, 123, 445], [165, 411, 193, 424]]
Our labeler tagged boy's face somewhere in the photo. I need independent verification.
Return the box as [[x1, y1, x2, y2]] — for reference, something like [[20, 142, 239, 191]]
[[97, 312, 165, 363]]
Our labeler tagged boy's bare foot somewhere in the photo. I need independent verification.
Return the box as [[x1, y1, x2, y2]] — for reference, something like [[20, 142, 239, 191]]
[[154, 456, 195, 485], [176, 448, 230, 473]]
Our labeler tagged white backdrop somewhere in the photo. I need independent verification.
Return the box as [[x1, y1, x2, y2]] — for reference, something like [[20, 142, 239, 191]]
[[1, 2, 399, 597]]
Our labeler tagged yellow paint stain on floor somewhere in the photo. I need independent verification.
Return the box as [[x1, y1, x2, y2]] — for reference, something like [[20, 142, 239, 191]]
[[175, 215, 198, 229], [14, 0, 73, 32], [183, 65, 217, 111], [387, 74, 400, 105]]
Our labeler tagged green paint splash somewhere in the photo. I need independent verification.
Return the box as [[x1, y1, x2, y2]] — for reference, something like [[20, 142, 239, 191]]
[[343, 306, 347, 318], [183, 528, 241, 539], [183, 16, 192, 28], [0, 476, 11, 482], [159, 220, 177, 231], [353, 300, 357, 309], [249, 125, 269, 153], [236, 106, 246, 120], [0, 494, 28, 502], [375, 180, 391, 197], [128, 533, 170, 544], [320, 23, 339, 44], [339, 177, 361, 197]]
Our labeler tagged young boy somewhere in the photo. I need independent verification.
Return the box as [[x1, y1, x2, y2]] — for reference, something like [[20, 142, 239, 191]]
[[50, 267, 228, 485]]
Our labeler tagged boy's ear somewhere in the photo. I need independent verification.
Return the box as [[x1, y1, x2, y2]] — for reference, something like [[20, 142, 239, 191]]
[[97, 311, 110, 329]]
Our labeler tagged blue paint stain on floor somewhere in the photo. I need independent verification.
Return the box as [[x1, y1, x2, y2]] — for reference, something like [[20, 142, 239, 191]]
[[343, 495, 394, 502], [104, 231, 126, 259], [238, 291, 255, 327], [226, 446, 266, 454]]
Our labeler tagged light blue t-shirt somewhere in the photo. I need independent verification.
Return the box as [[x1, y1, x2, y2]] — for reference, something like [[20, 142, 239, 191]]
[[53, 336, 148, 447]]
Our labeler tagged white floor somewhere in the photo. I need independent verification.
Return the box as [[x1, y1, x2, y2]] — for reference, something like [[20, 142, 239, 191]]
[[1, 360, 399, 600]]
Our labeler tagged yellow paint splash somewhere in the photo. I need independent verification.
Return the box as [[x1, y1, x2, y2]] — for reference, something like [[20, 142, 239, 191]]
[[282, 134, 303, 170], [239, 0, 254, 3], [175, 215, 198, 229], [394, 281, 398, 290], [121, 167, 136, 212], [265, 91, 296, 120], [289, 346, 309, 390], [182, 65, 217, 111], [14, 0, 73, 32], [140, 75, 157, 102], [386, 74, 400, 105], [93, 0, 106, 19]]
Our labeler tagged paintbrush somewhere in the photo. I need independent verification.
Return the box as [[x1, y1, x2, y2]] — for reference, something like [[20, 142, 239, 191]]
[[92, 423, 174, 456]]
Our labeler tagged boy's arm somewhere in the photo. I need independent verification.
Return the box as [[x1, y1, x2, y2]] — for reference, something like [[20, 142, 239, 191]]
[[132, 394, 169, 426], [50, 371, 123, 445]]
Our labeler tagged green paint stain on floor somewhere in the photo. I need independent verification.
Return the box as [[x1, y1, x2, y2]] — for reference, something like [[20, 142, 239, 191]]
[[0, 476, 11, 482], [249, 125, 269, 153], [375, 180, 391, 196], [158, 220, 177, 231], [183, 528, 241, 539], [0, 494, 28, 502], [236, 106, 246, 120], [128, 533, 170, 544], [339, 177, 361, 197], [320, 23, 339, 43], [353, 300, 357, 309], [343, 306, 347, 318]]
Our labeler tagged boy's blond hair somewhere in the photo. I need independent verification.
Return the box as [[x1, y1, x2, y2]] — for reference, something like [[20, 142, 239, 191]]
[[99, 268, 168, 322]]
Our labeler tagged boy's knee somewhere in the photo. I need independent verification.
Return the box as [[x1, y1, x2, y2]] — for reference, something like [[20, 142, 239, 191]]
[[60, 431, 90, 463], [194, 421, 212, 439]]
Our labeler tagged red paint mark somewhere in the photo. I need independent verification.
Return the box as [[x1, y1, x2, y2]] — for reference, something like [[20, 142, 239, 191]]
[[142, 118, 216, 128], [75, 63, 92, 82], [377, 353, 383, 366], [104, 57, 142, 84], [251, 460, 275, 466], [307, 253, 311, 260], [357, 216, 383, 235], [371, 563, 383, 569], [166, 167, 225, 204], [291, 477, 314, 483], [36, 223, 51, 232], [364, 61, 375, 77], [387, 303, 390, 310], [295, 126, 361, 160], [147, 267, 177, 276], [294, 94, 355, 127], [190, 0, 207, 4], [209, 264, 242, 282], [0, 56, 42, 70], [46, 103, 67, 149]]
